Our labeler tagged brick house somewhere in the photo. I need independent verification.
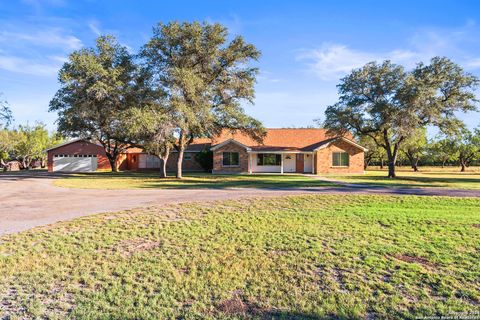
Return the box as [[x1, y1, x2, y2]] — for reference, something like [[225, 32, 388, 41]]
[[46, 129, 366, 174], [46, 139, 209, 173], [209, 128, 366, 174], [46, 139, 120, 172]]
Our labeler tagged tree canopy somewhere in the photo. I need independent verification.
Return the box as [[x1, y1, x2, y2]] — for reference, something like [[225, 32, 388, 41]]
[[324, 57, 479, 178], [450, 128, 480, 172], [400, 128, 428, 172], [140, 21, 265, 178], [0, 123, 63, 170], [49, 35, 137, 171]]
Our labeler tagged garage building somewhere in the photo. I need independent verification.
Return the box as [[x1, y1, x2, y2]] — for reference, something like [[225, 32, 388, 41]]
[[46, 139, 114, 172]]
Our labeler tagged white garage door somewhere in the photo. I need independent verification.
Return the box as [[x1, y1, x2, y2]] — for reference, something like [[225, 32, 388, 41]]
[[53, 155, 98, 172]]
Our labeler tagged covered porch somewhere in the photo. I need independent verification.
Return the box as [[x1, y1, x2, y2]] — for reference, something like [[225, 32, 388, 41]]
[[247, 151, 315, 174]]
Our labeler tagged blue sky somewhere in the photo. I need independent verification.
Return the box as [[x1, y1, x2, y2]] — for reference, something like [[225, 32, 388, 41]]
[[1, 0, 480, 132]]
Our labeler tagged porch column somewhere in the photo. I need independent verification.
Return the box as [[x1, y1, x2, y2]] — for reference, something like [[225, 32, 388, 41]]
[[311, 153, 315, 174], [248, 153, 252, 174], [280, 154, 284, 174]]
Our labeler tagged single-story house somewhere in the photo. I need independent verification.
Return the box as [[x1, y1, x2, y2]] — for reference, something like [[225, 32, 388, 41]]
[[45, 138, 207, 173], [208, 128, 366, 174], [46, 129, 366, 174]]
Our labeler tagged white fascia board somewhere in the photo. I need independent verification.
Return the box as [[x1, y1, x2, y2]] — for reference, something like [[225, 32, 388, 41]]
[[210, 138, 251, 151]]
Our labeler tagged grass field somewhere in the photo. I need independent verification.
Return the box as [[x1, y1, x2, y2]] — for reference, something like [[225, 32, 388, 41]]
[[329, 167, 480, 190], [53, 171, 336, 190], [1, 195, 479, 319]]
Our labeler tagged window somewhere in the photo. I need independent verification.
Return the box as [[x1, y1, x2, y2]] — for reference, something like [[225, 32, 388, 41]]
[[257, 154, 281, 166], [222, 152, 239, 166], [332, 152, 349, 167], [184, 153, 192, 161]]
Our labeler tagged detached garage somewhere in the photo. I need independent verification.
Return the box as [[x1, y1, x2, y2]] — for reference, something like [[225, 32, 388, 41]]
[[52, 154, 98, 172], [46, 139, 112, 172]]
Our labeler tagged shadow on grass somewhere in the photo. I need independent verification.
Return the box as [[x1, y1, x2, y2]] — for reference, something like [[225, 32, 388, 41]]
[[56, 171, 337, 190], [343, 174, 480, 189], [0, 169, 73, 181]]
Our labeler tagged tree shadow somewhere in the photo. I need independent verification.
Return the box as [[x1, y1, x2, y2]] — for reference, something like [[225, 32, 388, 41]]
[[54, 171, 337, 190], [0, 170, 74, 181]]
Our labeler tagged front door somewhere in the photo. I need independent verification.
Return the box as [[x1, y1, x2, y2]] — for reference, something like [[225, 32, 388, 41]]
[[283, 154, 296, 172], [295, 154, 304, 173], [304, 154, 312, 173]]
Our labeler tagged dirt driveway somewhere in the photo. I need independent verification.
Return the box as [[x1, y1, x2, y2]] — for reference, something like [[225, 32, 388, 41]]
[[1, 172, 479, 235]]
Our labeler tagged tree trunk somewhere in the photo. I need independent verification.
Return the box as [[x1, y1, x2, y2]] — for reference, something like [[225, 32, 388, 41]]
[[159, 148, 170, 178], [380, 158, 384, 169], [388, 161, 396, 178], [106, 154, 118, 172], [385, 149, 397, 178], [176, 130, 189, 179], [460, 161, 466, 172], [160, 158, 167, 178], [22, 158, 29, 170], [413, 161, 419, 172], [364, 157, 371, 170], [176, 145, 184, 179]]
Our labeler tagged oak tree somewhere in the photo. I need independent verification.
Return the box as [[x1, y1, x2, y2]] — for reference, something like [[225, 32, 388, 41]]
[[324, 58, 478, 178], [49, 36, 137, 172], [141, 21, 265, 178]]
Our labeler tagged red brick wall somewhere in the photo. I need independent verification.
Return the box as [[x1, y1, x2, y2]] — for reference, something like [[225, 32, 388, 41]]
[[125, 152, 204, 172], [315, 140, 364, 174], [166, 152, 205, 172], [212, 142, 249, 174], [47, 141, 111, 172]]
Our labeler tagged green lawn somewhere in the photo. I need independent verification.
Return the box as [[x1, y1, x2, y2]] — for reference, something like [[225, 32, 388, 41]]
[[329, 168, 480, 190], [1, 195, 479, 319], [53, 171, 336, 189]]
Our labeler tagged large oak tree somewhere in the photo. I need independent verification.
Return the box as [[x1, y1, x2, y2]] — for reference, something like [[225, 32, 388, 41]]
[[140, 21, 265, 178], [49, 36, 137, 171], [324, 57, 478, 178]]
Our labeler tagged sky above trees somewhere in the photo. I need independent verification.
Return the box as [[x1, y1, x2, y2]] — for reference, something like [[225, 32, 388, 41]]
[[1, 0, 480, 131]]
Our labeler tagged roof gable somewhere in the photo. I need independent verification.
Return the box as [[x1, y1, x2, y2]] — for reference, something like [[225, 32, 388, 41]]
[[45, 138, 96, 152], [210, 138, 251, 151]]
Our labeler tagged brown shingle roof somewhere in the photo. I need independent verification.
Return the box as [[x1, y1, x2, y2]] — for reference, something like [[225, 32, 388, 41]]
[[129, 129, 360, 154], [201, 128, 353, 151]]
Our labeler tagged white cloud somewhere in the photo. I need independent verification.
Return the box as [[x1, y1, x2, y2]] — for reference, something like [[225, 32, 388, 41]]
[[297, 44, 429, 81], [0, 23, 81, 77], [88, 20, 102, 36], [0, 29, 82, 50], [299, 22, 480, 81], [0, 55, 62, 76], [466, 58, 480, 68], [297, 44, 378, 81]]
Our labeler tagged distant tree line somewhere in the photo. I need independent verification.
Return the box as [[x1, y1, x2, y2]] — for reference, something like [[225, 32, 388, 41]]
[[0, 124, 63, 170], [0, 94, 64, 171], [361, 127, 480, 172], [49, 21, 265, 178]]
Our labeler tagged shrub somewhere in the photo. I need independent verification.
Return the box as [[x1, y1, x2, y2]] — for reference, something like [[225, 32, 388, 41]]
[[195, 149, 213, 172]]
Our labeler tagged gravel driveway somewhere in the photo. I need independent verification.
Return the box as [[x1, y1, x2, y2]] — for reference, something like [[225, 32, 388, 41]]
[[1, 172, 479, 235]]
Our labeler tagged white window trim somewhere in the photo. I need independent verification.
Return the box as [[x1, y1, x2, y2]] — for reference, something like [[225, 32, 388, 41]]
[[331, 152, 350, 168]]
